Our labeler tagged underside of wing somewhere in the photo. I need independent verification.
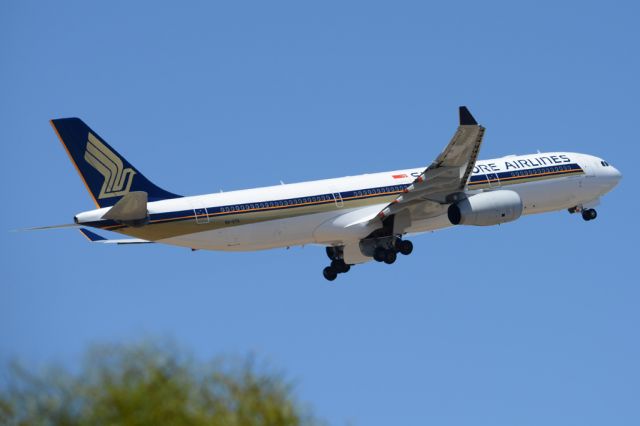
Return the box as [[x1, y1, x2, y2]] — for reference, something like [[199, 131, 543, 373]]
[[374, 106, 485, 226]]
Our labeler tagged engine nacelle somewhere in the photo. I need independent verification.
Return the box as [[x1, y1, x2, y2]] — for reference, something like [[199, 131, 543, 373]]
[[448, 190, 523, 226]]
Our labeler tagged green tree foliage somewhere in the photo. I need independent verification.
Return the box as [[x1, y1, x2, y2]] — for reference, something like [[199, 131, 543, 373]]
[[0, 342, 322, 426]]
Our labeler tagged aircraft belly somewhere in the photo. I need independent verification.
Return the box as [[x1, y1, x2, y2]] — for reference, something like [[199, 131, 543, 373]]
[[404, 213, 452, 234], [158, 209, 345, 251], [508, 177, 580, 214]]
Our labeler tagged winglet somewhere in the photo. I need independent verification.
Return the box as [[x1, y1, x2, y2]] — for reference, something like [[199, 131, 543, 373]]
[[79, 228, 106, 242], [459, 106, 477, 126]]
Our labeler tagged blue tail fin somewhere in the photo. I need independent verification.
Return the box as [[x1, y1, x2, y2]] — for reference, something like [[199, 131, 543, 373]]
[[51, 118, 181, 208]]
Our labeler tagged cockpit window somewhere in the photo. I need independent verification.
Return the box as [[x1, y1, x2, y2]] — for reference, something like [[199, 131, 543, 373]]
[[601, 160, 610, 167]]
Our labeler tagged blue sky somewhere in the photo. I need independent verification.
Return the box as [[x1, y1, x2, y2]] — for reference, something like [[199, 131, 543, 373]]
[[2, 1, 639, 424]]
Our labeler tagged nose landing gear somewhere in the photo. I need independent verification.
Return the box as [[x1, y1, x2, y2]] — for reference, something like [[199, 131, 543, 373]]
[[568, 206, 598, 222], [582, 208, 597, 221]]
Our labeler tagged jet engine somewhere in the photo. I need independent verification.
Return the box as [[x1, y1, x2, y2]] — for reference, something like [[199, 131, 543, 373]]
[[448, 190, 523, 226]]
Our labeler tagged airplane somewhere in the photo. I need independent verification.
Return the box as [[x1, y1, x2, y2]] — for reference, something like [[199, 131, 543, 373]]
[[41, 107, 621, 281]]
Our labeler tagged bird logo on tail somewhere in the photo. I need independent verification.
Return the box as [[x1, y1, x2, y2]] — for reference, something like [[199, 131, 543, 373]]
[[84, 133, 136, 199]]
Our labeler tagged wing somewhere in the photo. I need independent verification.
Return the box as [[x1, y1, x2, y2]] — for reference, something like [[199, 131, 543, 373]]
[[375, 106, 485, 224], [79, 228, 152, 245]]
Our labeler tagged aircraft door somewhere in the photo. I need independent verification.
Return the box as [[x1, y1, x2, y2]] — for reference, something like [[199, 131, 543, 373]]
[[578, 157, 597, 190], [486, 172, 500, 188], [582, 158, 597, 178], [332, 192, 344, 208], [191, 202, 210, 224]]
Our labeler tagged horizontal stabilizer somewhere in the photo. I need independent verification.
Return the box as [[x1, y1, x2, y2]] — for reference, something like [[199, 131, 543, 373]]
[[79, 228, 107, 241], [79, 228, 152, 245]]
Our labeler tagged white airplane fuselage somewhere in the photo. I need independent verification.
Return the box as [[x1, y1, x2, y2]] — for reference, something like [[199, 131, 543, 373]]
[[75, 151, 621, 255]]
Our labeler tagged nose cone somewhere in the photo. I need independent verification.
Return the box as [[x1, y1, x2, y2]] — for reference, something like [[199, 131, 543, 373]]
[[609, 166, 622, 184], [602, 164, 622, 189]]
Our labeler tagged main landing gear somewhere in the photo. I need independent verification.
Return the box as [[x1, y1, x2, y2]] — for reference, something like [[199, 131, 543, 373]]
[[323, 247, 352, 282], [373, 239, 413, 265], [322, 238, 414, 281]]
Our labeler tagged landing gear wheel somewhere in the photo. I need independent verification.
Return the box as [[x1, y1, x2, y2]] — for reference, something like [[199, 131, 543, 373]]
[[582, 209, 597, 221], [323, 266, 338, 281], [383, 250, 397, 265], [396, 240, 413, 256], [373, 247, 386, 262], [331, 259, 350, 274]]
